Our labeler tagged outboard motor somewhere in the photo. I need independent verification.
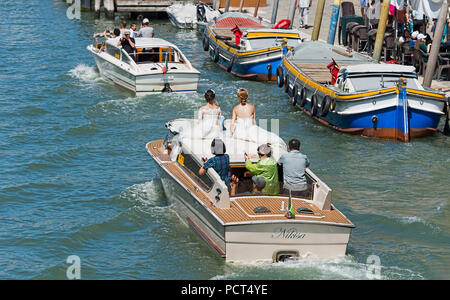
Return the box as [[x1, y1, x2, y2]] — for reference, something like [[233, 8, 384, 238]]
[[196, 4, 207, 22]]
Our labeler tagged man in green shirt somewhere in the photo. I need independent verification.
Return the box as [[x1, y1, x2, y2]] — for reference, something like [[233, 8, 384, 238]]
[[244, 144, 280, 194]]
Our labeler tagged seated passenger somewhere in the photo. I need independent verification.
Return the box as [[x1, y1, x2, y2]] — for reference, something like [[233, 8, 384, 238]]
[[244, 143, 280, 194], [278, 138, 310, 196], [230, 175, 265, 196], [198, 138, 231, 189]]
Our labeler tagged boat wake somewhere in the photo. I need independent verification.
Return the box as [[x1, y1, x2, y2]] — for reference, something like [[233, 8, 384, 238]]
[[68, 64, 102, 84], [211, 255, 425, 280], [119, 179, 168, 209]]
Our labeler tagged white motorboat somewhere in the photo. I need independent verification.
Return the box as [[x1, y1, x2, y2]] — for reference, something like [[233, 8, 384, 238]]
[[146, 118, 355, 263], [166, 3, 220, 29], [87, 34, 200, 95]]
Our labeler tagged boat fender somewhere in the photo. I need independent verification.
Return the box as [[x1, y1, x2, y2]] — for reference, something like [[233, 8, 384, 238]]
[[213, 47, 220, 63], [310, 94, 319, 116], [299, 87, 307, 107], [276, 66, 284, 88], [292, 85, 299, 106], [267, 64, 272, 81], [319, 95, 332, 117], [227, 56, 235, 72], [330, 98, 336, 111], [202, 35, 209, 51], [284, 74, 289, 93]]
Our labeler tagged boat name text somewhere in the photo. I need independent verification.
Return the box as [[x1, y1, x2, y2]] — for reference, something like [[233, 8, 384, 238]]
[[272, 228, 306, 239]]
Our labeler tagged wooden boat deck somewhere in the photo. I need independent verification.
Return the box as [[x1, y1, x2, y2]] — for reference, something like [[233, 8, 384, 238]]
[[147, 140, 354, 227], [295, 63, 334, 84]]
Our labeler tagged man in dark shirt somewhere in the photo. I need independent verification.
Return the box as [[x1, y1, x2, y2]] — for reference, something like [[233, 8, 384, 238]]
[[117, 32, 135, 54], [198, 139, 231, 186]]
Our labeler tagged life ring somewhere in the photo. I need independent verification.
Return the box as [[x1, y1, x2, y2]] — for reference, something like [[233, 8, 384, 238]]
[[213, 47, 220, 63], [202, 35, 209, 51], [292, 85, 299, 106], [310, 94, 319, 116], [319, 95, 332, 117], [227, 56, 235, 72], [299, 87, 307, 107], [284, 74, 289, 93], [276, 66, 284, 88], [272, 19, 291, 29]]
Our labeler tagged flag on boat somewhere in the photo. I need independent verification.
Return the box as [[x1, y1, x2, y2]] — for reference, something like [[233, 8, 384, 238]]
[[162, 52, 169, 74], [286, 190, 295, 219]]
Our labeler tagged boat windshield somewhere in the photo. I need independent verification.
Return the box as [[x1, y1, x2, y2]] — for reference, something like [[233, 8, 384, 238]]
[[348, 75, 420, 92], [130, 47, 185, 64]]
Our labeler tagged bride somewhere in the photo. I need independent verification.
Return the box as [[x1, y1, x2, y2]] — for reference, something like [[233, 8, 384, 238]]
[[230, 88, 256, 139]]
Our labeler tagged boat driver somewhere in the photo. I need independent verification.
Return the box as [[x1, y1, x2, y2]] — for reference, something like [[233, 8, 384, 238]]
[[198, 138, 231, 191]]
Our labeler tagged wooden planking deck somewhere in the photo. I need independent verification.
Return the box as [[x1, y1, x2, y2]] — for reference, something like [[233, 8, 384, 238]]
[[295, 63, 333, 84], [147, 140, 353, 226]]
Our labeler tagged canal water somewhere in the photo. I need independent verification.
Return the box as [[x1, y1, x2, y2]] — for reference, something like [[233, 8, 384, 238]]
[[0, 0, 448, 279]]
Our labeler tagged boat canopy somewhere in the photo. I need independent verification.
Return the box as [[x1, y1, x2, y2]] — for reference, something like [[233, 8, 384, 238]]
[[106, 37, 176, 49], [343, 64, 416, 75], [289, 41, 373, 65]]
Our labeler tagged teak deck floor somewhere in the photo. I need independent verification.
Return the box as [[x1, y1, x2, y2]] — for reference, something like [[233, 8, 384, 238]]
[[147, 140, 353, 227], [295, 63, 334, 84]]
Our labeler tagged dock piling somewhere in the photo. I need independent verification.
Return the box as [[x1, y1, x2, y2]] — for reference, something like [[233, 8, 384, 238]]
[[327, 0, 341, 45], [287, 0, 296, 29], [271, 0, 280, 24], [311, 0, 326, 41], [372, 0, 391, 62]]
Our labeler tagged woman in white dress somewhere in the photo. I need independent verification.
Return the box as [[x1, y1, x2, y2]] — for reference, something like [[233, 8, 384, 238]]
[[197, 89, 222, 138], [230, 88, 256, 139]]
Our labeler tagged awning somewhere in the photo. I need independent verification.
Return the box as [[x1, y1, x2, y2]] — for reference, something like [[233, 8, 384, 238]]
[[409, 0, 446, 19]]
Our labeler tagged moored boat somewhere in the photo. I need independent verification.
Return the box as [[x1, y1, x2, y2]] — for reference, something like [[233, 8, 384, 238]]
[[87, 33, 200, 95], [166, 3, 220, 29], [278, 41, 446, 142], [146, 118, 354, 262], [202, 12, 302, 82]]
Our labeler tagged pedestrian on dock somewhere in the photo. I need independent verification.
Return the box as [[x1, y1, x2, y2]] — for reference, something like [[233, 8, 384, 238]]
[[297, 0, 312, 29]]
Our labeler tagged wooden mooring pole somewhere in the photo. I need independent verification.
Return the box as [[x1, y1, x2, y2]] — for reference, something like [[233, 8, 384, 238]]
[[311, 0, 326, 41], [372, 0, 391, 61]]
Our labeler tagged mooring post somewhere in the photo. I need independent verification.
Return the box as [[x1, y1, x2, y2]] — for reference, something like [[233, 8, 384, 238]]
[[271, 0, 280, 24], [311, 0, 326, 40], [254, 0, 261, 17], [94, 0, 101, 17], [423, 1, 449, 88], [104, 0, 115, 18], [225, 0, 231, 12], [372, 0, 391, 61], [287, 0, 296, 29], [239, 0, 245, 12], [327, 0, 341, 44]]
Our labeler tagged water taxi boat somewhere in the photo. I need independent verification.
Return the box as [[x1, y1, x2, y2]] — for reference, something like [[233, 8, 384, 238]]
[[87, 35, 200, 95], [146, 118, 354, 262], [202, 12, 302, 82], [277, 41, 446, 142]]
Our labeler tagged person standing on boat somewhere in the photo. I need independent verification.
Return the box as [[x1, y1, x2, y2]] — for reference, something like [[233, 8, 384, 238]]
[[230, 88, 256, 138], [199, 139, 231, 189], [138, 18, 154, 38], [297, 0, 312, 29], [198, 89, 223, 136], [278, 139, 310, 196], [244, 144, 280, 194], [117, 32, 135, 54], [129, 24, 137, 39]]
